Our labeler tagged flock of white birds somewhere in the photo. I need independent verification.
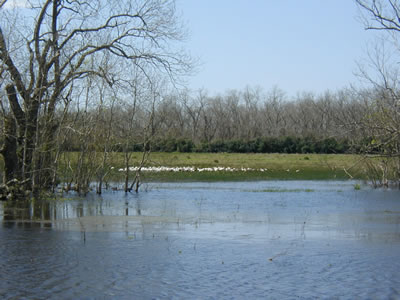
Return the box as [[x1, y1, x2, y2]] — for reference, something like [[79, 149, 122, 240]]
[[117, 166, 271, 173]]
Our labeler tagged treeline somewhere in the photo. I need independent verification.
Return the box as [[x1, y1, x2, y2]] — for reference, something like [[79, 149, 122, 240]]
[[60, 86, 366, 155], [55, 86, 393, 155], [107, 136, 351, 154], [154, 87, 361, 144]]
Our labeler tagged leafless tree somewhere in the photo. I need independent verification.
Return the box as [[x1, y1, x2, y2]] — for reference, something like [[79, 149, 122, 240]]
[[355, 0, 400, 186], [0, 0, 191, 197], [182, 88, 206, 142]]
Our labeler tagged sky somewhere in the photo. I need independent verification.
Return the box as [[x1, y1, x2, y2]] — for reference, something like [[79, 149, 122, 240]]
[[178, 0, 377, 97], [2, 0, 379, 97]]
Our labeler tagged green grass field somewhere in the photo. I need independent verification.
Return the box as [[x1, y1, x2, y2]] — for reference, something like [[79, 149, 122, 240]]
[[99, 152, 364, 182], [0, 152, 365, 183]]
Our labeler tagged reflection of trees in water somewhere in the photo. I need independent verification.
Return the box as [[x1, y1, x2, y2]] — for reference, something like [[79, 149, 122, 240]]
[[124, 194, 142, 216], [2, 199, 53, 228], [136, 198, 142, 216], [1, 193, 146, 229], [72, 194, 143, 218], [76, 203, 84, 218]]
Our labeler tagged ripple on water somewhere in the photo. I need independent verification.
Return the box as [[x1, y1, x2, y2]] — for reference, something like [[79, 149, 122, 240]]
[[0, 181, 400, 299]]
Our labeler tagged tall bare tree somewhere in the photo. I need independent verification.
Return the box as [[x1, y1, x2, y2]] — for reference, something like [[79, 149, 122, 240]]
[[355, 0, 400, 185], [0, 0, 190, 196]]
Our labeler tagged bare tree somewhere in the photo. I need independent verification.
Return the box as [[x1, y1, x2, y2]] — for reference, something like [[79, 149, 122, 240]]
[[355, 0, 400, 186], [356, 0, 400, 32], [0, 0, 191, 197], [182, 88, 205, 142]]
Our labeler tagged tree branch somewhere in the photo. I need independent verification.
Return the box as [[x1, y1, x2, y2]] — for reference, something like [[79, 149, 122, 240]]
[[0, 27, 28, 102]]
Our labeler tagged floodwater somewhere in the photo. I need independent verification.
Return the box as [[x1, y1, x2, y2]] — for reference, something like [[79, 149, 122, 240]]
[[0, 181, 399, 299]]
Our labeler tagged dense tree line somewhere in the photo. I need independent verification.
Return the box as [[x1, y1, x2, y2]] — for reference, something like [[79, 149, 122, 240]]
[[50, 84, 393, 159], [60, 86, 363, 154], [149, 87, 363, 146], [147, 136, 351, 154]]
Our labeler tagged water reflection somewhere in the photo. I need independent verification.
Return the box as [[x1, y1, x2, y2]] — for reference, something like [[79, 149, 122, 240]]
[[0, 180, 399, 242], [1, 199, 53, 229]]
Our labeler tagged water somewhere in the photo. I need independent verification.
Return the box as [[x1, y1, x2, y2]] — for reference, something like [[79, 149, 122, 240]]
[[0, 181, 399, 299]]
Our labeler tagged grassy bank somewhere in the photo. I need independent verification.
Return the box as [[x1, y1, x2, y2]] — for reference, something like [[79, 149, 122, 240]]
[[90, 152, 364, 182], [0, 152, 364, 183]]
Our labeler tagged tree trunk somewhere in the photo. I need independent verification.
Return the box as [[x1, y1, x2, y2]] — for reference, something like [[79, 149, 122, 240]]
[[1, 85, 43, 193], [24, 97, 40, 190], [0, 115, 20, 183], [35, 118, 59, 190]]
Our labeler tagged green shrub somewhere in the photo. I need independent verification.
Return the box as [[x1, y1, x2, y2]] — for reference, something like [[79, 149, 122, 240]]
[[120, 136, 354, 154]]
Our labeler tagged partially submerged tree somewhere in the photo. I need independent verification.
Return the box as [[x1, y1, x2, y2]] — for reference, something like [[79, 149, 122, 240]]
[[0, 0, 190, 197], [355, 0, 400, 186]]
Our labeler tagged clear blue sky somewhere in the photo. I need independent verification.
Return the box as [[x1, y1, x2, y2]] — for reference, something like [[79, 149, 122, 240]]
[[178, 0, 375, 96]]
